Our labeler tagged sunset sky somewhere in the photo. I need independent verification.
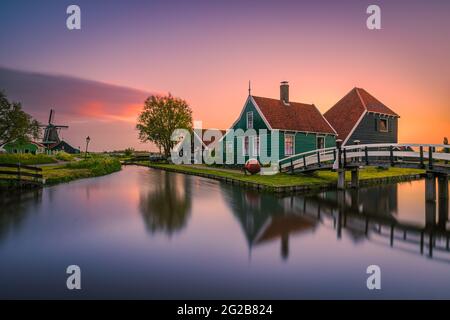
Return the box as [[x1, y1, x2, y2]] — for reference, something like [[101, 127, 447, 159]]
[[0, 0, 449, 151]]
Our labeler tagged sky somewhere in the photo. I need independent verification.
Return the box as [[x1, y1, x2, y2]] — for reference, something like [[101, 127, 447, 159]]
[[0, 0, 449, 151]]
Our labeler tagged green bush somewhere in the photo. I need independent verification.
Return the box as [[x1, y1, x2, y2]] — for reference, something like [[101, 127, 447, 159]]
[[64, 157, 121, 176], [55, 151, 74, 161], [0, 153, 57, 165], [124, 148, 135, 157]]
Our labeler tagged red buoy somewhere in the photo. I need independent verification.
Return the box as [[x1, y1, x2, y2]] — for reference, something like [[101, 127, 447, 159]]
[[244, 158, 261, 175]]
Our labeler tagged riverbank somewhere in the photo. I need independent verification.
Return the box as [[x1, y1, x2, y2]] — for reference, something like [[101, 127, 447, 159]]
[[0, 156, 122, 188], [129, 162, 424, 193], [42, 157, 122, 185]]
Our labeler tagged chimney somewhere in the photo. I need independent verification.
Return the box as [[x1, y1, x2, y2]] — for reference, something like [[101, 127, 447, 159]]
[[280, 81, 289, 105]]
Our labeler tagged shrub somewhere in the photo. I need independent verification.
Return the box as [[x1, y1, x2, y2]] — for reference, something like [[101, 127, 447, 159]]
[[64, 157, 121, 176], [0, 153, 57, 165], [124, 148, 135, 157], [55, 151, 74, 161]]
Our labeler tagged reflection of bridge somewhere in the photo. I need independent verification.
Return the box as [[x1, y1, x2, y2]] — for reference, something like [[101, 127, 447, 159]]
[[307, 190, 450, 259], [225, 182, 449, 261], [279, 143, 450, 198]]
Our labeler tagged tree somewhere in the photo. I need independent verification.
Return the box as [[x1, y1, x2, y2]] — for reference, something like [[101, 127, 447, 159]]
[[136, 94, 192, 158], [0, 91, 40, 145], [124, 147, 135, 157]]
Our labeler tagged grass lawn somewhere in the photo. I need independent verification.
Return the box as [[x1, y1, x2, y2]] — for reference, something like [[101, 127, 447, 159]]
[[42, 157, 122, 185], [140, 162, 424, 188], [1, 156, 122, 187], [0, 153, 57, 165]]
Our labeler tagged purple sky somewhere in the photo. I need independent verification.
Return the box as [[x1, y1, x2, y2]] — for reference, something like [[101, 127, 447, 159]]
[[0, 0, 449, 150]]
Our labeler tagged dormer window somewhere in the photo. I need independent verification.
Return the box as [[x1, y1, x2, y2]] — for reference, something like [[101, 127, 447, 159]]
[[247, 111, 253, 129]]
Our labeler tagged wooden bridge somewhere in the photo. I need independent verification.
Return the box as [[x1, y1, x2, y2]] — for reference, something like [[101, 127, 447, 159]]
[[279, 143, 450, 193], [279, 143, 450, 174], [0, 163, 44, 188]]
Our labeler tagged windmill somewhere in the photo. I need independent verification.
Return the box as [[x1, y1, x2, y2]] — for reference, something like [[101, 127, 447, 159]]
[[40, 109, 69, 147]]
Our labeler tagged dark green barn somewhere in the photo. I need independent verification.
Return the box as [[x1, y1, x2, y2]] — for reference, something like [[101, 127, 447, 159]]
[[324, 87, 399, 146]]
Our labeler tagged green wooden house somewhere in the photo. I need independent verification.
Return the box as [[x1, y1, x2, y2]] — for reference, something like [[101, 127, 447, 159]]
[[222, 82, 336, 164], [2, 140, 46, 155]]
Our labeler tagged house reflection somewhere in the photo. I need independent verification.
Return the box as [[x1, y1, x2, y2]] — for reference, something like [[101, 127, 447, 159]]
[[223, 182, 449, 260], [222, 186, 318, 260], [0, 189, 42, 242], [139, 171, 192, 236]]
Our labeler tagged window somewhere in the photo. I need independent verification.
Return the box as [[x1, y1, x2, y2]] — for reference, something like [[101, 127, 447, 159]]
[[317, 136, 325, 150], [225, 140, 234, 161], [247, 111, 253, 129], [379, 118, 388, 132], [253, 136, 259, 156], [226, 141, 233, 154], [284, 134, 294, 156], [243, 136, 249, 156]]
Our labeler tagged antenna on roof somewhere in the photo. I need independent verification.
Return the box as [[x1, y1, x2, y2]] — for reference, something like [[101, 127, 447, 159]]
[[248, 80, 252, 96]]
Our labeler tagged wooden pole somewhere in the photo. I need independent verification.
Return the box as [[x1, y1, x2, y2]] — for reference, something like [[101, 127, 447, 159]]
[[365, 146, 369, 165], [389, 145, 394, 166], [428, 146, 433, 170], [419, 146, 424, 167]]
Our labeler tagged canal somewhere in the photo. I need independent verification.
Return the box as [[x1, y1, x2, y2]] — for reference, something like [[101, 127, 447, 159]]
[[0, 166, 449, 299]]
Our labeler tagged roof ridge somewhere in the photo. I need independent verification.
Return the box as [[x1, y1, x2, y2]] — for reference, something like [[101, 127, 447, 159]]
[[355, 87, 399, 117], [252, 95, 314, 107], [312, 103, 338, 135], [324, 87, 360, 116], [354, 87, 368, 111]]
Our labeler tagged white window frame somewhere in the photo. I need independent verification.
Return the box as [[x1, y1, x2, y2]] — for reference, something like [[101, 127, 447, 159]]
[[247, 111, 253, 129], [316, 135, 325, 150], [284, 133, 295, 156]]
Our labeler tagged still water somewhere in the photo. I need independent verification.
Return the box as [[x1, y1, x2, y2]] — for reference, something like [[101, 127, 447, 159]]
[[0, 166, 449, 299]]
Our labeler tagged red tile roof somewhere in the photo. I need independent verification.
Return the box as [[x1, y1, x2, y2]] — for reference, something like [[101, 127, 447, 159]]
[[323, 88, 399, 142], [251, 96, 336, 134], [357, 88, 399, 116]]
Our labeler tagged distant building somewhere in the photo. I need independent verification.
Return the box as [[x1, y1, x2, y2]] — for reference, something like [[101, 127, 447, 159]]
[[324, 88, 400, 145], [2, 140, 46, 155], [48, 140, 80, 154], [173, 128, 226, 158], [40, 109, 80, 154]]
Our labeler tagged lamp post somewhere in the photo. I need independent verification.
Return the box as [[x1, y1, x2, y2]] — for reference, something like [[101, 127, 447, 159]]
[[85, 136, 91, 160]]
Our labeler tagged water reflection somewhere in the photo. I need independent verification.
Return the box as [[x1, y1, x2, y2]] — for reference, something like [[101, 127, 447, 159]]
[[139, 171, 192, 236], [222, 183, 449, 261], [0, 189, 42, 241], [223, 187, 318, 260]]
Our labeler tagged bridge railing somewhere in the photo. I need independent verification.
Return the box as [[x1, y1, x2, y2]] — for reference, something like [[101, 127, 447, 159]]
[[279, 143, 450, 173], [279, 147, 337, 173], [341, 143, 450, 169]]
